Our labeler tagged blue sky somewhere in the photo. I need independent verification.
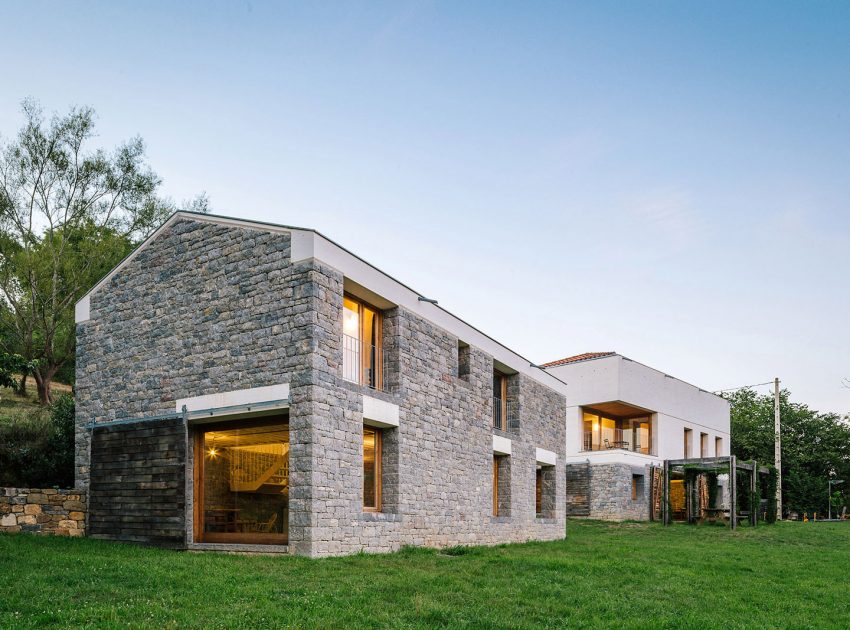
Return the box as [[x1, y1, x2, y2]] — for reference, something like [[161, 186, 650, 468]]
[[2, 1, 848, 413]]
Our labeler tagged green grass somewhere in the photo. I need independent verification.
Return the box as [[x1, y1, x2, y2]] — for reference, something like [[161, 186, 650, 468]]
[[0, 385, 48, 424], [1, 520, 848, 629]]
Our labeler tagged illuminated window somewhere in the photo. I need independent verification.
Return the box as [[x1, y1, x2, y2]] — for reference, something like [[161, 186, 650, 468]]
[[343, 295, 383, 389], [193, 418, 289, 545], [363, 426, 382, 511]]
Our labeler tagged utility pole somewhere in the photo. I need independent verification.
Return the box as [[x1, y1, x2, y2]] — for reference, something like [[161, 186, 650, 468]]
[[774, 377, 782, 520]]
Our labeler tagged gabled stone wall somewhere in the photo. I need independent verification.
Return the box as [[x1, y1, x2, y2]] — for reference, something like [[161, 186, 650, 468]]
[[0, 488, 86, 536], [76, 216, 568, 556]]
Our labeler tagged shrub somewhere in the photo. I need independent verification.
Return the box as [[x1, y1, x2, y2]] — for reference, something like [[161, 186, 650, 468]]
[[0, 394, 75, 487]]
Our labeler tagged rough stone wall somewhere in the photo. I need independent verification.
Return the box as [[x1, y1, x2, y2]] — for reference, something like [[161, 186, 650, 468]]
[[0, 488, 86, 536], [301, 265, 567, 555], [75, 219, 299, 489], [76, 216, 567, 556], [586, 464, 650, 521], [565, 463, 591, 516]]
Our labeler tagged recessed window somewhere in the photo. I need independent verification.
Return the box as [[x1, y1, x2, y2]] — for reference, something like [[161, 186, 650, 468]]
[[363, 426, 382, 512], [715, 436, 723, 456], [683, 428, 692, 458], [581, 409, 652, 455], [700, 433, 708, 458], [343, 295, 383, 390], [536, 464, 555, 518], [632, 474, 644, 501], [457, 340, 470, 379], [493, 370, 507, 431], [493, 455, 511, 517], [193, 418, 289, 545]]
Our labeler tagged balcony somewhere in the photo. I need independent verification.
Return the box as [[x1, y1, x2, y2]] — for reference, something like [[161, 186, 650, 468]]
[[343, 333, 388, 392], [493, 397, 518, 432], [581, 428, 653, 455]]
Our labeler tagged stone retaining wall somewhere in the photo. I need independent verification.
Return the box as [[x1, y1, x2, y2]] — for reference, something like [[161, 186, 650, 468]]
[[0, 488, 86, 536]]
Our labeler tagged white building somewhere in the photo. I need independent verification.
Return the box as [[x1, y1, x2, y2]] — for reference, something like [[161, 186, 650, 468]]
[[542, 352, 730, 520]]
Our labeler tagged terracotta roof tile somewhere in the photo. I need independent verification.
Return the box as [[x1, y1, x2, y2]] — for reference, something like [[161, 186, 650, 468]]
[[540, 352, 617, 368]]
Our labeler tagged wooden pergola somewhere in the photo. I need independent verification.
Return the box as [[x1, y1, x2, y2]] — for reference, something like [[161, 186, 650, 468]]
[[661, 456, 777, 529]]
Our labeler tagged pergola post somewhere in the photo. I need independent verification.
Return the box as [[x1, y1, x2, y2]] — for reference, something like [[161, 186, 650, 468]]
[[662, 460, 670, 526], [750, 460, 758, 526], [730, 455, 737, 531]]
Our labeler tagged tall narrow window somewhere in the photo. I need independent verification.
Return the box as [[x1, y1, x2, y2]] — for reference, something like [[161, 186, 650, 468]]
[[536, 468, 543, 516], [493, 456, 499, 516], [715, 436, 723, 456], [493, 371, 507, 431], [684, 428, 692, 458], [700, 433, 708, 458], [343, 295, 383, 390], [363, 426, 382, 511]]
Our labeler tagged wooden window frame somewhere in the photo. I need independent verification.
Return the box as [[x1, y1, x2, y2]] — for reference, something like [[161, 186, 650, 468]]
[[700, 432, 708, 458], [192, 416, 289, 545], [363, 425, 383, 513], [493, 456, 500, 516], [344, 294, 383, 390], [684, 428, 692, 458]]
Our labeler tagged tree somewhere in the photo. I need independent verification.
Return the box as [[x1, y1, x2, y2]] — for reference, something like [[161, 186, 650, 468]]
[[725, 387, 850, 516], [0, 99, 204, 403]]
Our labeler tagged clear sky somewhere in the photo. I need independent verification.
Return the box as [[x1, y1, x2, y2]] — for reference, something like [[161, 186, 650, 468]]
[[2, 1, 848, 414]]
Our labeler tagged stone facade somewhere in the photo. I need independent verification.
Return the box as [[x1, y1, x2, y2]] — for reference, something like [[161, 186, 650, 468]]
[[76, 215, 567, 556], [576, 464, 651, 521], [0, 488, 86, 536]]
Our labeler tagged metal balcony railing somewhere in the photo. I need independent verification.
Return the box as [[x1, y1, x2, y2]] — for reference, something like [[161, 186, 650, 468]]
[[582, 429, 653, 455], [342, 334, 388, 391], [493, 397, 518, 431]]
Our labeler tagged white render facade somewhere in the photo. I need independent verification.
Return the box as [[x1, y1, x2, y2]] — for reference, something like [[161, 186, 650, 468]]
[[544, 352, 731, 520]]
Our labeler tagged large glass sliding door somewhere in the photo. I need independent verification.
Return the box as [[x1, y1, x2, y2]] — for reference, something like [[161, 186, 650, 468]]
[[194, 417, 289, 545]]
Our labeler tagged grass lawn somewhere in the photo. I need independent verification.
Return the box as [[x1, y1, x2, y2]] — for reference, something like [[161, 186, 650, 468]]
[[1, 519, 847, 629]]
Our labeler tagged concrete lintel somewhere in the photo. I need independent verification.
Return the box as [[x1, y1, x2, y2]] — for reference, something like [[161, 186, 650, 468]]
[[362, 395, 400, 429], [535, 447, 557, 466], [493, 434, 512, 456], [176, 384, 290, 413]]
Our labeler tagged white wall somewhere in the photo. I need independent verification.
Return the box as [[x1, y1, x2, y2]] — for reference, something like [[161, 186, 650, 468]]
[[550, 355, 730, 462]]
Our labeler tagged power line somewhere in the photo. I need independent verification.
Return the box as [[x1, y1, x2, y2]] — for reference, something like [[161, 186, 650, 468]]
[[713, 381, 774, 394]]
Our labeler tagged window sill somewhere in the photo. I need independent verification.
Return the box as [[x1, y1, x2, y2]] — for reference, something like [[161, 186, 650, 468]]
[[490, 516, 512, 523]]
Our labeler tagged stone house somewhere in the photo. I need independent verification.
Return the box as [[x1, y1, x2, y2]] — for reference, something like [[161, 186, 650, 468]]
[[74, 212, 567, 556], [541, 352, 731, 521]]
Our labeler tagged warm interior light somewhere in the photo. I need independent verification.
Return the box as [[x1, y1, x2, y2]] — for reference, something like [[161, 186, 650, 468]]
[[343, 296, 362, 339], [208, 447, 218, 458]]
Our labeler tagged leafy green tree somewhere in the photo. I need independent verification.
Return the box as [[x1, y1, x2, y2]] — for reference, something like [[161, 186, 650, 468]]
[[0, 351, 36, 389], [0, 99, 205, 403], [726, 387, 850, 516]]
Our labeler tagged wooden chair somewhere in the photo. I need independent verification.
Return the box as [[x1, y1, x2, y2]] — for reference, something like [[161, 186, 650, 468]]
[[256, 513, 278, 534]]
